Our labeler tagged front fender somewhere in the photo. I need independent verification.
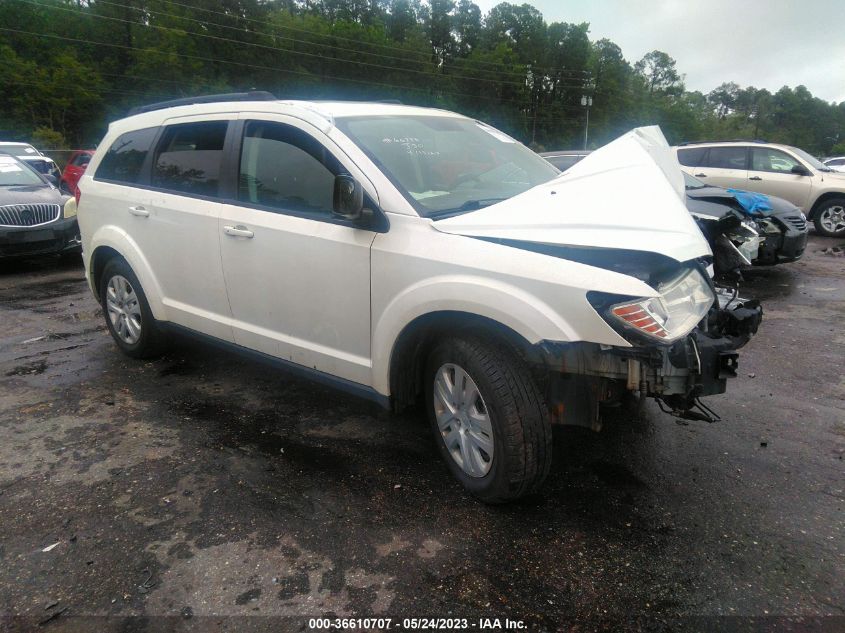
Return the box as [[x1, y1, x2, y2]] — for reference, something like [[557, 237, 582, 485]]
[[87, 226, 166, 321], [370, 275, 628, 396]]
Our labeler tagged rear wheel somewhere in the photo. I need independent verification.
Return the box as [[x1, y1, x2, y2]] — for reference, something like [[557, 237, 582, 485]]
[[813, 198, 845, 237], [425, 335, 551, 503], [100, 258, 166, 358]]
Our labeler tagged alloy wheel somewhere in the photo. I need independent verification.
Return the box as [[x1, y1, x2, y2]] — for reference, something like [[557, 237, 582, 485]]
[[820, 204, 845, 234], [433, 363, 494, 478], [105, 274, 142, 345]]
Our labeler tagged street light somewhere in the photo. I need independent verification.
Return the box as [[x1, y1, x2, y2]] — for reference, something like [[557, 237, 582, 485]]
[[581, 95, 593, 150]]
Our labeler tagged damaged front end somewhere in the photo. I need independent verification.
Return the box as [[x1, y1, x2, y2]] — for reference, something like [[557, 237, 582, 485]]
[[693, 210, 762, 279], [539, 265, 762, 428]]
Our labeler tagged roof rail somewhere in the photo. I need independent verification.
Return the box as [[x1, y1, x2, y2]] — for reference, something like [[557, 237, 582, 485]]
[[127, 91, 277, 116], [677, 138, 768, 146]]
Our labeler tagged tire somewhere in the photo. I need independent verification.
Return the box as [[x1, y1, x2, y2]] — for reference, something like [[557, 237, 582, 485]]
[[99, 258, 166, 359], [425, 335, 551, 503], [813, 197, 845, 237]]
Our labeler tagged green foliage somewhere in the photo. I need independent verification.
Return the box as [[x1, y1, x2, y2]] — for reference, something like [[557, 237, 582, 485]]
[[0, 0, 841, 154], [31, 126, 65, 149]]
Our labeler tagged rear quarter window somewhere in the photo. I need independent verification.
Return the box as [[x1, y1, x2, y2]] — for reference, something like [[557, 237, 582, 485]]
[[95, 127, 158, 184]]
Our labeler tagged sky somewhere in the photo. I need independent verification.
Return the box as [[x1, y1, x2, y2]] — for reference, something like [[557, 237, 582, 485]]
[[472, 0, 845, 104]]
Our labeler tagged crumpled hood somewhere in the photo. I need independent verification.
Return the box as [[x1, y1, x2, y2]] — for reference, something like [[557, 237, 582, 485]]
[[434, 126, 712, 263]]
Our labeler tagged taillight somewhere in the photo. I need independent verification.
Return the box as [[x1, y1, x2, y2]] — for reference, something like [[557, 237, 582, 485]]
[[74, 185, 81, 206]]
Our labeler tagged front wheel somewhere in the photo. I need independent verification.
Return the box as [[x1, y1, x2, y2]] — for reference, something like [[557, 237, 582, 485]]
[[813, 198, 845, 237], [100, 258, 166, 359], [425, 336, 551, 503]]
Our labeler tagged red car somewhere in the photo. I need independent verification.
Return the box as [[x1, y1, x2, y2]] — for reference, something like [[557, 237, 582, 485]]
[[59, 149, 94, 194]]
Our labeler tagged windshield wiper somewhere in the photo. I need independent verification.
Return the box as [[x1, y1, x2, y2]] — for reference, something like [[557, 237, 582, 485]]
[[430, 197, 509, 219]]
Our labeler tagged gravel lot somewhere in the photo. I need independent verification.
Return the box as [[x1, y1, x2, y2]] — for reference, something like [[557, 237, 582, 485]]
[[0, 237, 843, 632]]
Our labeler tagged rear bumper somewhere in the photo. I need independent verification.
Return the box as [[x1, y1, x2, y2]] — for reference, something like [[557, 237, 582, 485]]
[[0, 217, 81, 259]]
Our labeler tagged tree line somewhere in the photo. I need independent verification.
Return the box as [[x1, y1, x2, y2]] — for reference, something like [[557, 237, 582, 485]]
[[1, 0, 843, 156]]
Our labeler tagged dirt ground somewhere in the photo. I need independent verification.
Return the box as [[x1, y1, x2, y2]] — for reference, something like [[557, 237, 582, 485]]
[[0, 236, 843, 632]]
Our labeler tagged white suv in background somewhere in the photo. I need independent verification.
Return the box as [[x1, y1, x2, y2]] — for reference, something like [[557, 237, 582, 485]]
[[77, 93, 761, 502], [824, 157, 845, 173], [674, 141, 845, 236]]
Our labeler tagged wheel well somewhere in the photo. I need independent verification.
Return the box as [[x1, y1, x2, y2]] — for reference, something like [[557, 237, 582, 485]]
[[388, 311, 538, 412], [809, 192, 845, 218], [90, 246, 123, 297]]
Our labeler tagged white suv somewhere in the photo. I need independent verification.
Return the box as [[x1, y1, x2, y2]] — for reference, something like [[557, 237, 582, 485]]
[[674, 141, 845, 236], [78, 93, 761, 502]]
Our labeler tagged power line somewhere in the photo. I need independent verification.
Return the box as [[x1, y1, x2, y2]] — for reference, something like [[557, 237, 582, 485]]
[[18, 0, 591, 90], [11, 77, 170, 99], [0, 27, 548, 107], [152, 0, 591, 78], [18, 0, 591, 83]]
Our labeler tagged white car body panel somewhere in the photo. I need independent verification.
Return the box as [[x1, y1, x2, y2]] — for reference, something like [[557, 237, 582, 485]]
[[434, 126, 710, 262], [79, 101, 711, 399], [368, 214, 660, 395]]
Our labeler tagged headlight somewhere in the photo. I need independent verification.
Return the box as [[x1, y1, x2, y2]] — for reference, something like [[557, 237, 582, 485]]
[[606, 268, 714, 343], [756, 218, 781, 234], [63, 197, 77, 219]]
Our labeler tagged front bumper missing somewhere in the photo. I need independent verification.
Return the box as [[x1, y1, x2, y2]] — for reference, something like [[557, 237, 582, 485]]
[[540, 296, 763, 425]]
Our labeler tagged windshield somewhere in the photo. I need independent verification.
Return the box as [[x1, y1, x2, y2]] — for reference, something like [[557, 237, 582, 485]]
[[787, 145, 830, 171], [0, 155, 46, 186], [335, 115, 559, 217], [0, 143, 39, 156], [683, 172, 707, 189]]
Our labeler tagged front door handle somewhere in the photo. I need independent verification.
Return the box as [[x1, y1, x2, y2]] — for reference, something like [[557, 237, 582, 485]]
[[749, 176, 763, 181], [223, 225, 254, 238], [128, 205, 149, 217], [694, 173, 707, 178]]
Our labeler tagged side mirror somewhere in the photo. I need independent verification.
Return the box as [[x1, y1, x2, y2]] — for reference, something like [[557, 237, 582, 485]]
[[44, 174, 58, 186], [333, 174, 364, 221], [791, 164, 810, 176]]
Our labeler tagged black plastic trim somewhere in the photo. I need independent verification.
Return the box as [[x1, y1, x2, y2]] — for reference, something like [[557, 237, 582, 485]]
[[127, 91, 276, 116], [160, 322, 390, 410]]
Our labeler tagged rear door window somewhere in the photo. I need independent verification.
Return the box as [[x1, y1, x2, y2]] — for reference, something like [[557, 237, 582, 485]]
[[702, 146, 748, 170], [95, 127, 158, 184], [152, 121, 228, 197]]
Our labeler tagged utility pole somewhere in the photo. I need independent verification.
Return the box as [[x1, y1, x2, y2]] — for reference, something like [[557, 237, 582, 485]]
[[581, 95, 593, 150]]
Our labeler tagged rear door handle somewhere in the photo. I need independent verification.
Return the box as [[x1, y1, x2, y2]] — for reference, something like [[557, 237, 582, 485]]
[[223, 225, 254, 238], [694, 173, 707, 178], [749, 176, 762, 181], [128, 205, 149, 217]]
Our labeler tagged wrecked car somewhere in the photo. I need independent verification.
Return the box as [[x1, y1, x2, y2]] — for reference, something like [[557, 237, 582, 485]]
[[684, 172, 808, 273], [77, 94, 762, 502]]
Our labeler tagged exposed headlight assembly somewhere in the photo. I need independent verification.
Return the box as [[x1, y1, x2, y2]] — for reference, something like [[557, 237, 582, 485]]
[[604, 268, 715, 343], [723, 220, 761, 265]]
